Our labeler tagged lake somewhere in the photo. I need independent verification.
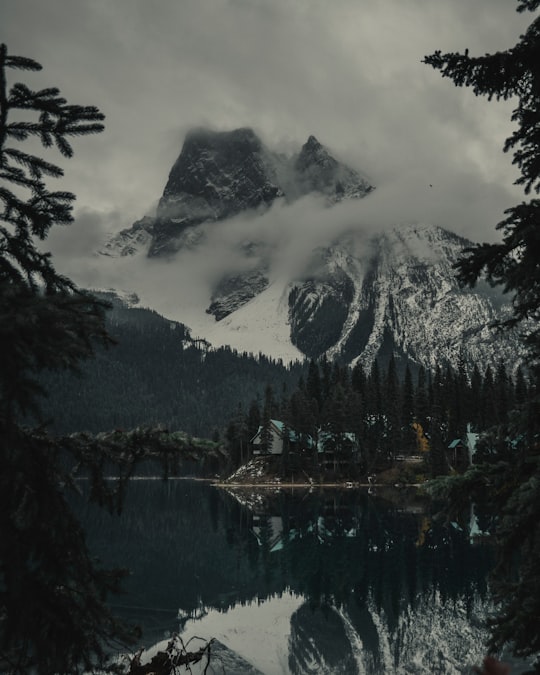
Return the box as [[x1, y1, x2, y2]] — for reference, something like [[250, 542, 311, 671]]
[[77, 478, 523, 674]]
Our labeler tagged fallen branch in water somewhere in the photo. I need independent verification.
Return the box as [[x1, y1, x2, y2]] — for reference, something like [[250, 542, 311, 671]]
[[125, 635, 215, 675]]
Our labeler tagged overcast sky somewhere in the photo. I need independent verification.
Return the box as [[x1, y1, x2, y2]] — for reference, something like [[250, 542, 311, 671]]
[[3, 0, 536, 255]]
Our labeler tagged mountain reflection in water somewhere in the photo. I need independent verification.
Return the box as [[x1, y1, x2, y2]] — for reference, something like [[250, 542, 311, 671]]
[[78, 479, 497, 674]]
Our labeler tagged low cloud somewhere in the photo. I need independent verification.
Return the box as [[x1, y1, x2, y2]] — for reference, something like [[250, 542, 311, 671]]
[[44, 208, 123, 258], [45, 161, 521, 322]]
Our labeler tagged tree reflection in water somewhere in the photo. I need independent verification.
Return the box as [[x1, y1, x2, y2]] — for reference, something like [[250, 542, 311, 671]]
[[78, 480, 496, 673]]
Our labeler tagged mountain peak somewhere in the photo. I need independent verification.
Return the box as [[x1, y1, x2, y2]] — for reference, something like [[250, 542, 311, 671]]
[[294, 135, 373, 202], [305, 135, 322, 148], [104, 128, 373, 258], [296, 135, 334, 171], [181, 126, 263, 155], [148, 126, 281, 256]]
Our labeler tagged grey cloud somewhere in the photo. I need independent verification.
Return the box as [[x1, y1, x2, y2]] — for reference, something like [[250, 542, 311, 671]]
[[4, 0, 537, 283], [44, 208, 124, 258]]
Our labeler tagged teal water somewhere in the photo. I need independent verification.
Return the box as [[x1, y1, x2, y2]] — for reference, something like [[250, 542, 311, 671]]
[[77, 479, 510, 674]]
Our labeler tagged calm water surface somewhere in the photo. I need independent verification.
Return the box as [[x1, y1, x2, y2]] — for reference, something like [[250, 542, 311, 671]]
[[77, 479, 520, 674]]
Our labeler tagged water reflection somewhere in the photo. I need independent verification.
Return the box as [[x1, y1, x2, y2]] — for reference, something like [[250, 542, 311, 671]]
[[78, 480, 495, 674]]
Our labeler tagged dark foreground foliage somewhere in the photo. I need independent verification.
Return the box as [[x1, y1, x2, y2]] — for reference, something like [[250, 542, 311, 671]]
[[424, 1, 540, 665], [0, 44, 215, 673]]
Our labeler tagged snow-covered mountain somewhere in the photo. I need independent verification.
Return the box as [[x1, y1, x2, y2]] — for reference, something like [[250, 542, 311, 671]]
[[287, 223, 519, 370], [99, 127, 522, 372]]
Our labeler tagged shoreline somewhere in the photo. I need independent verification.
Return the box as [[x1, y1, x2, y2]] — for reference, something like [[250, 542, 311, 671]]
[[214, 481, 423, 489]]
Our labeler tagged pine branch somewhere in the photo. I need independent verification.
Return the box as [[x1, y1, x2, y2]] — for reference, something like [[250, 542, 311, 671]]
[[3, 51, 42, 72], [517, 0, 540, 11], [3, 147, 64, 179]]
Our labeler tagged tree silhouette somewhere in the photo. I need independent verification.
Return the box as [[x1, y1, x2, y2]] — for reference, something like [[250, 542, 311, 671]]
[[0, 45, 215, 673], [424, 3, 540, 661], [425, 1, 540, 362]]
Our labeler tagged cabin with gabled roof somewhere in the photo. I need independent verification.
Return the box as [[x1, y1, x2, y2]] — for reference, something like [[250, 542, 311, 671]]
[[250, 419, 361, 468], [447, 427, 478, 472], [250, 419, 305, 456]]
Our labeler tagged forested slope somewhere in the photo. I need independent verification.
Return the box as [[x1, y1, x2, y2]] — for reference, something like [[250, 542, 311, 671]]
[[39, 293, 304, 437]]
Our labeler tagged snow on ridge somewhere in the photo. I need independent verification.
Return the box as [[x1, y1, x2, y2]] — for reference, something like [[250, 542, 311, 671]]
[[199, 278, 304, 363]]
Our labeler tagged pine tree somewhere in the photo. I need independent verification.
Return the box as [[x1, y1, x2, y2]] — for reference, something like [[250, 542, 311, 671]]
[[0, 44, 111, 421], [322, 383, 348, 470], [453, 355, 470, 437], [424, 365, 448, 477], [481, 365, 497, 428], [424, 2, 540, 361], [0, 45, 214, 673], [514, 365, 529, 406], [247, 397, 261, 440], [306, 358, 323, 413], [496, 360, 512, 424], [469, 363, 484, 429], [384, 355, 402, 461], [414, 366, 429, 429], [424, 3, 540, 661], [289, 388, 318, 468], [401, 364, 416, 455], [365, 360, 384, 467], [225, 403, 248, 466], [259, 385, 275, 454], [351, 361, 367, 399]]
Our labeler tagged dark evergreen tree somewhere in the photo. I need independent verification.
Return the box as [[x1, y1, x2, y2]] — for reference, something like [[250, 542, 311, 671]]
[[481, 365, 497, 429], [247, 397, 262, 440], [347, 388, 364, 463], [425, 2, 540, 362], [280, 401, 292, 471], [306, 358, 323, 413], [514, 365, 529, 406], [384, 355, 402, 460], [322, 383, 348, 470], [401, 364, 416, 455], [365, 360, 384, 467], [225, 403, 249, 467], [414, 366, 429, 430], [0, 44, 110, 421], [351, 361, 367, 400], [424, 3, 540, 661], [320, 354, 332, 405], [258, 391, 273, 455], [289, 388, 318, 468], [427, 395, 449, 479], [0, 45, 218, 673], [494, 359, 512, 424], [451, 355, 469, 438], [439, 364, 455, 431], [469, 363, 484, 430]]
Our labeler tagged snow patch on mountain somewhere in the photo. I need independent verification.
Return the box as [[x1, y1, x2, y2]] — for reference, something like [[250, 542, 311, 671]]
[[199, 278, 304, 363]]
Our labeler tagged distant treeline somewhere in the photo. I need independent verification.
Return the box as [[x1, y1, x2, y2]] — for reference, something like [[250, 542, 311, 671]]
[[38, 295, 532, 478], [225, 354, 532, 476]]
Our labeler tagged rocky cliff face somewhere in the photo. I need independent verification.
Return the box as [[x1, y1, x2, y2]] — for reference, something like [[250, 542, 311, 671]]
[[294, 134, 374, 202], [150, 128, 285, 257], [103, 128, 373, 258], [286, 223, 520, 370], [100, 127, 523, 372]]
